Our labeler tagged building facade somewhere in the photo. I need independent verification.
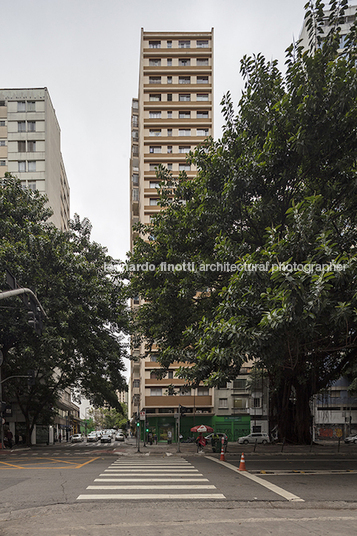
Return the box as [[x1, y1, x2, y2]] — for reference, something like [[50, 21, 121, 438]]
[[129, 30, 214, 441], [0, 88, 70, 231]]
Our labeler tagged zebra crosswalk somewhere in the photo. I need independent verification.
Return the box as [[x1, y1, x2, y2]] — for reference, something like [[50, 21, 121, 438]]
[[77, 458, 225, 501]]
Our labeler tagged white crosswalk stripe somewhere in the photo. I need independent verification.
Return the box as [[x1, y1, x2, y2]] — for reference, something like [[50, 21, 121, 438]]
[[77, 458, 225, 501]]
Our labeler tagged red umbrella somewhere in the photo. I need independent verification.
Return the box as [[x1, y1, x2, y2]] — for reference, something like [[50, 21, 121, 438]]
[[190, 424, 214, 433]]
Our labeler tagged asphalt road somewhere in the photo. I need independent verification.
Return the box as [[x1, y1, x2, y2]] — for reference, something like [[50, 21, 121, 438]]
[[0, 440, 357, 536]]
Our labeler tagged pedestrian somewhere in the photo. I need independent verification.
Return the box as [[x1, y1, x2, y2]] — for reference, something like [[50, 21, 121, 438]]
[[58, 433, 61, 443], [196, 432, 206, 453], [5, 429, 13, 449], [154, 433, 158, 444], [167, 430, 172, 444]]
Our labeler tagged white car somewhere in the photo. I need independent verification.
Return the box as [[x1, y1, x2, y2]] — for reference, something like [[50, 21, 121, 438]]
[[115, 432, 125, 442], [71, 433, 84, 443], [344, 434, 357, 444], [238, 432, 270, 444], [86, 432, 98, 442]]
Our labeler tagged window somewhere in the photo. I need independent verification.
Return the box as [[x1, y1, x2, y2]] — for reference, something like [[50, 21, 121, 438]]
[[179, 164, 191, 171], [27, 121, 36, 132], [28, 161, 36, 172], [0, 141, 5, 146], [132, 100, 139, 109], [179, 76, 190, 84], [150, 387, 162, 396], [167, 129, 172, 136], [180, 387, 191, 395], [197, 111, 209, 118], [149, 59, 161, 66], [149, 94, 161, 101], [18, 161, 26, 172], [150, 370, 158, 379], [149, 76, 161, 84], [149, 41, 161, 48], [233, 379, 246, 389], [132, 188, 139, 201], [149, 111, 161, 118], [132, 115, 138, 127], [253, 398, 261, 408], [197, 40, 209, 48], [0, 101, 5, 107], [179, 40, 190, 48], [219, 398, 228, 408], [133, 379, 140, 388], [17, 101, 26, 112], [167, 58, 172, 66], [197, 128, 209, 136], [167, 146, 172, 154], [150, 163, 160, 171], [179, 59, 190, 66], [132, 145, 139, 155], [150, 355, 157, 362], [0, 160, 5, 166], [167, 111, 172, 118], [167, 94, 172, 101], [179, 129, 191, 136], [0, 121, 5, 127], [149, 129, 161, 136], [168, 370, 174, 379], [197, 76, 209, 84], [18, 121, 26, 132], [150, 198, 159, 205], [27, 181, 36, 191], [150, 181, 160, 188], [167, 76, 172, 84], [18, 140, 26, 152], [179, 111, 191, 118], [167, 40, 172, 48], [179, 146, 190, 153], [233, 398, 246, 409], [197, 387, 209, 396], [149, 146, 161, 153], [27, 101, 35, 112], [27, 141, 36, 152], [179, 94, 190, 102], [132, 130, 138, 140], [132, 174, 139, 185], [197, 94, 209, 101], [166, 163, 172, 171], [197, 58, 209, 66]]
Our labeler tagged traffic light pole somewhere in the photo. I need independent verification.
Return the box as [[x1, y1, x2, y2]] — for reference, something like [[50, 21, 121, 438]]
[[177, 406, 181, 453]]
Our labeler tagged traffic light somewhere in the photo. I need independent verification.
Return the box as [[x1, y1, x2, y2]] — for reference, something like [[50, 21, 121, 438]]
[[145, 421, 149, 433], [136, 421, 140, 427]]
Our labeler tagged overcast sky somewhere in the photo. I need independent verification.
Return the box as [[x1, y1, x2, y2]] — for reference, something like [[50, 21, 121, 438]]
[[2, 0, 309, 263]]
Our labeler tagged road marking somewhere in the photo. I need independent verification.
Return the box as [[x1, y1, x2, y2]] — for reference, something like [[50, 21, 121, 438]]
[[77, 493, 226, 500], [104, 468, 199, 472], [94, 478, 209, 482], [99, 473, 204, 477], [75, 457, 100, 469], [206, 456, 304, 502], [87, 485, 216, 489]]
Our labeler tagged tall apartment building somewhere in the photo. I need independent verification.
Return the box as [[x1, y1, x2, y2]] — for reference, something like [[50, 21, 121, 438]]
[[129, 30, 214, 442], [0, 88, 70, 231]]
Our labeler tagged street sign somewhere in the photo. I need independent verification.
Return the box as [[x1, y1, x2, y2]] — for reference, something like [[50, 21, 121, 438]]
[[140, 411, 145, 420]]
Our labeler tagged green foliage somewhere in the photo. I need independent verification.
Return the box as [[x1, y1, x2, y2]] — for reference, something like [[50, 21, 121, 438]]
[[0, 176, 128, 443], [89, 405, 128, 430]]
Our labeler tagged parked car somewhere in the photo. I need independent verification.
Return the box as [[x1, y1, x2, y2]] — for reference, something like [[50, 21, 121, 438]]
[[86, 432, 98, 442], [100, 433, 112, 443], [115, 432, 125, 442], [238, 432, 270, 444], [71, 433, 84, 443], [344, 434, 357, 444]]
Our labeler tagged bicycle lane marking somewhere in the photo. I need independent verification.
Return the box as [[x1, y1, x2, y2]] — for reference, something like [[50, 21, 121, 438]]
[[206, 456, 304, 502]]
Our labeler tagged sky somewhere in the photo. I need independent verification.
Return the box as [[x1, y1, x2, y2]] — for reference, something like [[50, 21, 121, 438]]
[[2, 0, 309, 392], [2, 0, 309, 262]]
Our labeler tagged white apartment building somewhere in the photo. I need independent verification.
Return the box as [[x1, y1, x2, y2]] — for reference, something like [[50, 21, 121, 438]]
[[0, 88, 70, 231]]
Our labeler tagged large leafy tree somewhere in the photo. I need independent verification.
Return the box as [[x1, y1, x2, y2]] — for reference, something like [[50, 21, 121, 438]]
[[128, 0, 357, 443], [0, 176, 128, 444]]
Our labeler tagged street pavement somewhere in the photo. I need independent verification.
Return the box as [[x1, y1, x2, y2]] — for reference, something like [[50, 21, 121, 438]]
[[0, 439, 357, 536]]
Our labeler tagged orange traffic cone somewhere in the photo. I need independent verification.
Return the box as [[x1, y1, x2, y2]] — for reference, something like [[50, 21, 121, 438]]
[[238, 452, 246, 471], [220, 438, 225, 461]]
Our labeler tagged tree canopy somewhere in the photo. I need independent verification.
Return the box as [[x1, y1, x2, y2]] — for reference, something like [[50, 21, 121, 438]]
[[0, 175, 128, 443], [128, 0, 357, 442]]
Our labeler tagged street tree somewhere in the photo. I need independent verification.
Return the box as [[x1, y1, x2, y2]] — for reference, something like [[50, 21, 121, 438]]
[[0, 175, 128, 444], [128, 1, 357, 442]]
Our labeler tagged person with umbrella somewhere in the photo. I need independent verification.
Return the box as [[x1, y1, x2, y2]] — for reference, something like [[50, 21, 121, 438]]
[[190, 424, 213, 453]]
